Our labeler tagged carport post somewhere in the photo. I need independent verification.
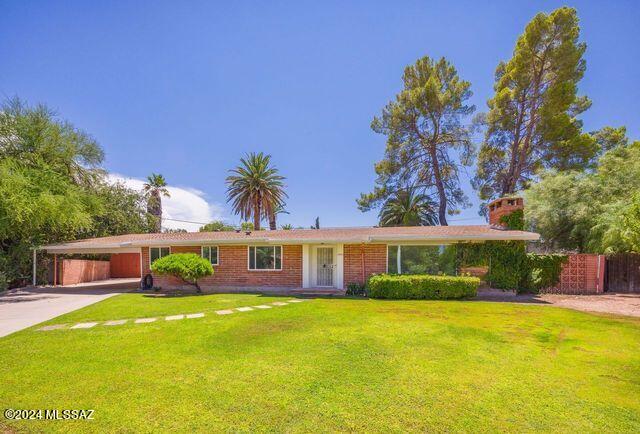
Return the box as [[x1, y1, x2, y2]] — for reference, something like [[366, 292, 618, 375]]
[[32, 248, 37, 286]]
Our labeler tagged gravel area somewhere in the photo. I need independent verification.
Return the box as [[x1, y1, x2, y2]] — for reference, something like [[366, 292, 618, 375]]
[[475, 289, 640, 318]]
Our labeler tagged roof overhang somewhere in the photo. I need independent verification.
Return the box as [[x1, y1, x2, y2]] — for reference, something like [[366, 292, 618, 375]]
[[41, 246, 141, 254], [39, 230, 539, 254]]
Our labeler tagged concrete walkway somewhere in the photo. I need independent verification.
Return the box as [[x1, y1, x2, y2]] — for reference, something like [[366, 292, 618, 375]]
[[0, 281, 135, 338]]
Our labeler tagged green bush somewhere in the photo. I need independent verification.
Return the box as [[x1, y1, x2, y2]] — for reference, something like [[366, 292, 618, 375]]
[[345, 282, 367, 297], [150, 253, 213, 293], [524, 253, 568, 292], [367, 274, 479, 300]]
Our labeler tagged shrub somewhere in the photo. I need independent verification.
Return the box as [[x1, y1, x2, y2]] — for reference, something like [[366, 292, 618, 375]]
[[150, 253, 213, 293], [523, 253, 568, 292], [367, 274, 479, 300], [345, 282, 367, 297]]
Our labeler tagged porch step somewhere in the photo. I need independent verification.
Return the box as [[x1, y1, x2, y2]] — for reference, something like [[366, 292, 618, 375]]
[[289, 288, 345, 296]]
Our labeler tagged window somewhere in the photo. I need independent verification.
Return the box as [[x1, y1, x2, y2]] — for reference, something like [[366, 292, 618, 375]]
[[201, 246, 219, 265], [149, 247, 170, 265], [387, 245, 457, 275], [248, 246, 282, 270]]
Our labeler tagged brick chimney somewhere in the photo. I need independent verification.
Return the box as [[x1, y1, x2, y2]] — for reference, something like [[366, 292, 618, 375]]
[[488, 197, 524, 228]]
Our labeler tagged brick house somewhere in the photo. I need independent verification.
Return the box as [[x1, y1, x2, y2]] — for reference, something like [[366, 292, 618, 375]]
[[39, 198, 539, 292]]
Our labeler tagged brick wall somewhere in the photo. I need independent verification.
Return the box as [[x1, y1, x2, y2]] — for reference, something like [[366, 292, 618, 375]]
[[60, 259, 110, 285], [343, 243, 387, 285], [110, 253, 141, 278], [146, 245, 302, 290], [541, 254, 605, 295]]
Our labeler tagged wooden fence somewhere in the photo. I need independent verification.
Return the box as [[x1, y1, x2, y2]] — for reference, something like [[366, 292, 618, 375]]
[[606, 253, 640, 293]]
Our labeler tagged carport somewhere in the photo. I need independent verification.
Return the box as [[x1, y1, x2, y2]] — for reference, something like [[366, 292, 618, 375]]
[[35, 240, 143, 287]]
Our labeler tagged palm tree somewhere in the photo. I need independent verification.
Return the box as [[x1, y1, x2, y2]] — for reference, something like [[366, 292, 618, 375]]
[[226, 152, 287, 231], [143, 173, 170, 232], [379, 189, 438, 227], [269, 203, 289, 230]]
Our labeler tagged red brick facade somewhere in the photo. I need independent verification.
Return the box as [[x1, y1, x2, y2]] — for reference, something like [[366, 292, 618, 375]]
[[343, 243, 387, 285], [140, 243, 389, 290], [110, 253, 141, 278], [59, 259, 110, 285], [143, 245, 303, 290]]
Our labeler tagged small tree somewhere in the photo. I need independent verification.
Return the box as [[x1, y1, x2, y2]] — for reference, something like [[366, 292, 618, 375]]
[[199, 220, 235, 232], [150, 253, 213, 293]]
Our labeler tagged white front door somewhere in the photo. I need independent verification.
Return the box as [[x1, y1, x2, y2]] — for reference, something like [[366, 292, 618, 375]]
[[316, 247, 334, 287]]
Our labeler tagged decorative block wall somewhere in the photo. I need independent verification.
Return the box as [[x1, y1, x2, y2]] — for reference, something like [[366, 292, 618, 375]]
[[541, 254, 605, 295]]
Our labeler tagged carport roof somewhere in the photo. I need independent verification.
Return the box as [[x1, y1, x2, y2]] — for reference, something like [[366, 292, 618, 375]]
[[41, 225, 540, 253]]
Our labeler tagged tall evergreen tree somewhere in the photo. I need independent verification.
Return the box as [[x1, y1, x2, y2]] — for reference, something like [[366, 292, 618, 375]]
[[473, 7, 596, 202], [358, 56, 475, 225]]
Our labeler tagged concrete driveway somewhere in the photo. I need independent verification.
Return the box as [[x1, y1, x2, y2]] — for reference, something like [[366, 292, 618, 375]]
[[0, 279, 137, 337]]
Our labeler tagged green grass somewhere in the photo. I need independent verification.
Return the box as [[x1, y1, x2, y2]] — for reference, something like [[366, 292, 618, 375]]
[[1, 293, 640, 433]]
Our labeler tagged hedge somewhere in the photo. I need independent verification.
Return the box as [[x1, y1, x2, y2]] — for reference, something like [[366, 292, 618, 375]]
[[367, 274, 480, 300]]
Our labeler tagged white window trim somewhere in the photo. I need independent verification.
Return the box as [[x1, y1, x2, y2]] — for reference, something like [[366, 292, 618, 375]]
[[149, 246, 171, 267], [247, 245, 283, 271], [201, 245, 219, 266]]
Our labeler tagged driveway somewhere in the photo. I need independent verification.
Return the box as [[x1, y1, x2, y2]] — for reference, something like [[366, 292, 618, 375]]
[[475, 289, 640, 318], [0, 280, 136, 337]]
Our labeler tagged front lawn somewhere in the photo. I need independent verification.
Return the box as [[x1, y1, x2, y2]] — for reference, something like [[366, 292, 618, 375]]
[[1, 294, 639, 432]]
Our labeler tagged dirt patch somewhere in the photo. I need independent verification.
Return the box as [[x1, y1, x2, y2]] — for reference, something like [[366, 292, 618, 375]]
[[474, 289, 640, 318]]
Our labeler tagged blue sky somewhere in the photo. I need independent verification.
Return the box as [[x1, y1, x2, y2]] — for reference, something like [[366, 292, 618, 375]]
[[1, 1, 638, 230]]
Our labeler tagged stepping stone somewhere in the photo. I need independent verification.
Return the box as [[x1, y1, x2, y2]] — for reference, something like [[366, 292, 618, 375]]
[[271, 302, 288, 306], [186, 313, 205, 319], [236, 307, 254, 312], [166, 315, 184, 321], [287, 299, 304, 303], [215, 310, 234, 315], [253, 305, 272, 309], [135, 318, 157, 324], [104, 320, 127, 326], [71, 322, 98, 329], [39, 324, 67, 331]]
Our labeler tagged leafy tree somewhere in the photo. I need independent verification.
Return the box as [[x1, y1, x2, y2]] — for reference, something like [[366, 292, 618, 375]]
[[473, 7, 596, 203], [0, 99, 150, 288], [240, 221, 255, 231], [379, 188, 438, 226], [79, 180, 153, 238], [226, 152, 287, 231], [525, 135, 640, 252], [199, 220, 235, 232], [150, 253, 213, 293], [619, 194, 640, 252], [590, 126, 630, 158], [143, 173, 170, 233], [359, 56, 475, 225]]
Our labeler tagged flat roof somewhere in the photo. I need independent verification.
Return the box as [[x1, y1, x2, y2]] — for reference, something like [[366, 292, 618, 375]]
[[41, 225, 540, 253]]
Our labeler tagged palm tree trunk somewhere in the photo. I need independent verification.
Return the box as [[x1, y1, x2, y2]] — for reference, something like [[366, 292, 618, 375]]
[[269, 213, 276, 230], [147, 192, 162, 232], [253, 200, 261, 231]]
